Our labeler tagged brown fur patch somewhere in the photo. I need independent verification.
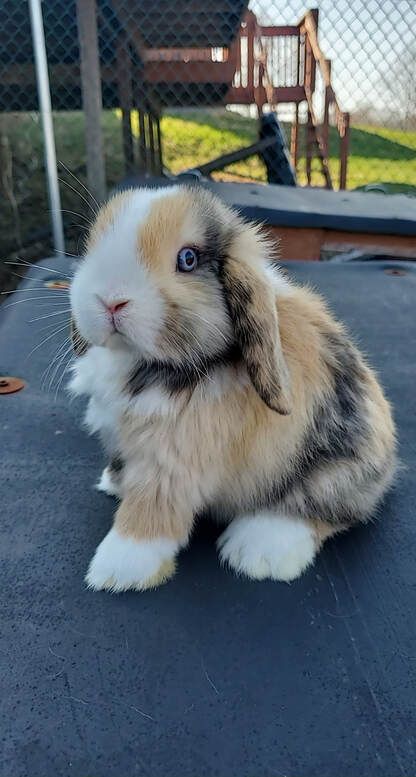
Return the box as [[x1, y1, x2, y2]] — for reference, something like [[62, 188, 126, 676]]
[[114, 477, 195, 542], [138, 189, 199, 274]]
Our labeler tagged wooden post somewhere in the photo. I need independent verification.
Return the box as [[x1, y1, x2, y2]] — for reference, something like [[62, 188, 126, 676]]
[[76, 0, 106, 204], [290, 103, 299, 170], [155, 115, 163, 175], [308, 9, 318, 93], [144, 113, 151, 174], [148, 113, 156, 174], [138, 109, 146, 172], [306, 108, 313, 185], [116, 38, 134, 174], [322, 59, 331, 158], [121, 110, 134, 174], [339, 112, 350, 190], [246, 11, 255, 104], [296, 29, 301, 87]]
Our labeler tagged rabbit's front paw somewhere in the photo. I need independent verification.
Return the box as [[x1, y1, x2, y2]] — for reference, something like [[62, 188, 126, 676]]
[[96, 465, 122, 498], [217, 513, 316, 582], [85, 528, 178, 592]]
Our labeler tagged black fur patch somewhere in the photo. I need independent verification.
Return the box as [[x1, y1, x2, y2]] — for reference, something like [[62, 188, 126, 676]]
[[109, 456, 123, 474], [217, 262, 253, 318], [217, 263, 262, 380], [128, 346, 240, 398], [179, 187, 236, 270], [216, 256, 290, 414], [261, 331, 376, 524]]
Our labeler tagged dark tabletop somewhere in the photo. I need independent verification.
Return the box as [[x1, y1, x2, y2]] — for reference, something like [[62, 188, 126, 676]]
[[119, 177, 416, 238], [1, 258, 415, 777]]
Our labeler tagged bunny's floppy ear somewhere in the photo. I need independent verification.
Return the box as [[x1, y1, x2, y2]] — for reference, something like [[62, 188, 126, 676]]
[[70, 316, 89, 356], [220, 247, 292, 415]]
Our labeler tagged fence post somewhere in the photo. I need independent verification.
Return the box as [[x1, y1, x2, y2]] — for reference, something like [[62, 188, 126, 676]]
[[339, 112, 350, 190], [246, 11, 256, 104], [116, 37, 135, 174], [28, 0, 65, 255], [290, 103, 299, 170], [306, 109, 313, 185], [76, 0, 106, 204], [322, 59, 331, 158]]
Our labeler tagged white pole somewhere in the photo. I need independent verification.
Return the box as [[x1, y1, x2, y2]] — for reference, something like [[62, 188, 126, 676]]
[[28, 0, 65, 255]]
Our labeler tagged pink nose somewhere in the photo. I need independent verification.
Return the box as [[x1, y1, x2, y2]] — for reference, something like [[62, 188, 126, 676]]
[[106, 300, 129, 315]]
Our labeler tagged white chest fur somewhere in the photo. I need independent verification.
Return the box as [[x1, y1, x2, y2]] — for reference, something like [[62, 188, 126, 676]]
[[68, 346, 195, 451], [68, 346, 134, 453]]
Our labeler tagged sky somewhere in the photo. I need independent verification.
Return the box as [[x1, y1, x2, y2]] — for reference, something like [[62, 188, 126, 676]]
[[250, 0, 415, 116]]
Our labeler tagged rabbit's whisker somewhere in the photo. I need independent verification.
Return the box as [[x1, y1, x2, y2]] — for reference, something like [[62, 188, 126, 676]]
[[3, 296, 70, 309], [58, 160, 100, 214], [58, 177, 99, 218], [26, 323, 69, 360], [41, 337, 72, 390], [5, 258, 72, 279], [28, 308, 71, 323]]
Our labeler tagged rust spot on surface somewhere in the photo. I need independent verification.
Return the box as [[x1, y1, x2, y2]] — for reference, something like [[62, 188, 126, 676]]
[[44, 279, 70, 290], [0, 376, 26, 394], [384, 268, 407, 277]]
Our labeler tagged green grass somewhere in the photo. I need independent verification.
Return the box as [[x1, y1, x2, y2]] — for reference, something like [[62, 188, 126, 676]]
[[159, 110, 416, 190], [344, 124, 416, 190], [15, 107, 414, 196], [1, 108, 415, 279]]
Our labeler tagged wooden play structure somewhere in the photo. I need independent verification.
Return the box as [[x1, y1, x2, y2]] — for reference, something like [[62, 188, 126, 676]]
[[1, 1, 349, 198], [228, 9, 350, 190]]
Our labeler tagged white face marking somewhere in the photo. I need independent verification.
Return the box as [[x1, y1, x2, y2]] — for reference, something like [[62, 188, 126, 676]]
[[217, 513, 316, 582], [85, 528, 179, 592], [70, 187, 177, 358]]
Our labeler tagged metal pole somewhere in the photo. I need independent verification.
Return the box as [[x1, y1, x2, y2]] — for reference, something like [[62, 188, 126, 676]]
[[28, 0, 65, 255]]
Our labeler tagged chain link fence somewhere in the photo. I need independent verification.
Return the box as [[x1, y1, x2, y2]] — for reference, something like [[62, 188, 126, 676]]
[[0, 0, 415, 284]]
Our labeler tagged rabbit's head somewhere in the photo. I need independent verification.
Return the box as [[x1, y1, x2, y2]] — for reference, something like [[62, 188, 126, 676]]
[[70, 186, 291, 413]]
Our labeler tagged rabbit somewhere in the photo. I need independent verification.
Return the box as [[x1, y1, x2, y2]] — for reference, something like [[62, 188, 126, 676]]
[[68, 185, 397, 593]]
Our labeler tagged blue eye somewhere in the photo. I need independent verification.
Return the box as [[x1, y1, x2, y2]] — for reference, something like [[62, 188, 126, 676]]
[[177, 246, 199, 272]]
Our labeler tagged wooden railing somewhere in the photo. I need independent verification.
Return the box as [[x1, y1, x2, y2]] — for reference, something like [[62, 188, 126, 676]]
[[228, 9, 350, 189], [299, 9, 350, 189]]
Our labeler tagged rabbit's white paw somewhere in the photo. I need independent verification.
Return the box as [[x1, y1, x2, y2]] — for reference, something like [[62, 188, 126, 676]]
[[85, 528, 178, 592], [96, 466, 121, 498], [217, 513, 316, 582]]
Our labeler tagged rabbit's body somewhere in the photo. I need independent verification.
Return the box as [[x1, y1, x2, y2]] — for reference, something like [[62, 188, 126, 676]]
[[69, 186, 396, 592]]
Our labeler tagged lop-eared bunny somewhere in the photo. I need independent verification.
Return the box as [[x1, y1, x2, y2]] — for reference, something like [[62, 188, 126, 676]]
[[69, 186, 396, 592]]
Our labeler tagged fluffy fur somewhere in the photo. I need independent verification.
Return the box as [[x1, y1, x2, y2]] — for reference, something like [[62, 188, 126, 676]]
[[69, 185, 397, 592]]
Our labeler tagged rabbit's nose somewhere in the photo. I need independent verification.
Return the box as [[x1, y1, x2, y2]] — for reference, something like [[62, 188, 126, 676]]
[[105, 300, 129, 315]]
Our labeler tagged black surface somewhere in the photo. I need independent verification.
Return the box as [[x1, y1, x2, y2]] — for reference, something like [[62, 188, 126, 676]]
[[1, 259, 415, 777], [211, 182, 416, 237], [117, 178, 416, 239]]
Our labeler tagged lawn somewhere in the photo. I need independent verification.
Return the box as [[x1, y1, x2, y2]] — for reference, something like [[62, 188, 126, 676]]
[[0, 108, 415, 287], [159, 110, 416, 190]]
